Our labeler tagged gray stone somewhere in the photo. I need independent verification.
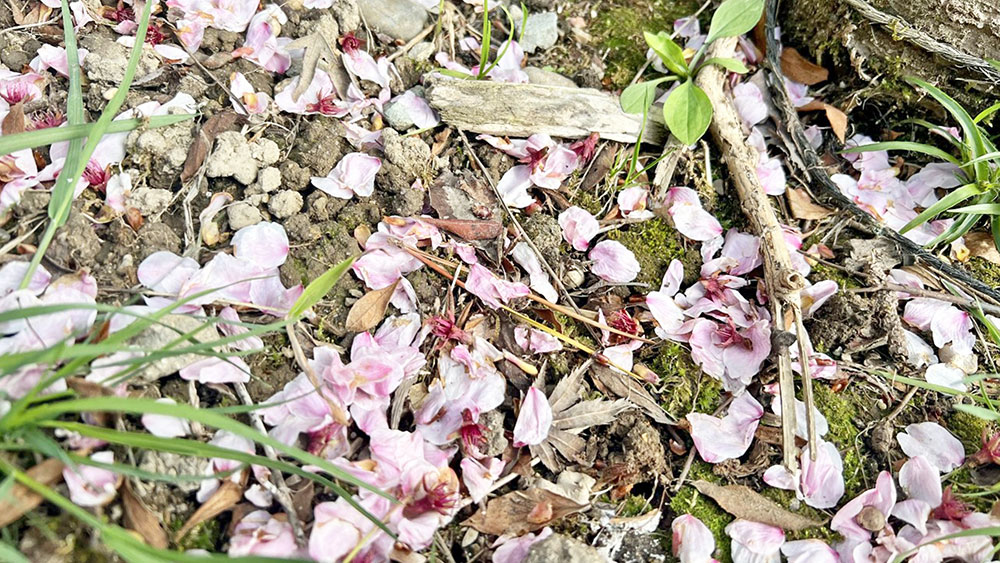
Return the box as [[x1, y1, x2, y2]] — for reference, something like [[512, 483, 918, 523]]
[[80, 36, 160, 83], [127, 314, 221, 381], [128, 188, 173, 216], [256, 166, 282, 193], [526, 535, 605, 563], [519, 12, 558, 53], [268, 190, 304, 219], [227, 201, 263, 230], [206, 131, 259, 185], [524, 66, 577, 88], [383, 98, 416, 131], [358, 0, 427, 41], [408, 41, 436, 62]]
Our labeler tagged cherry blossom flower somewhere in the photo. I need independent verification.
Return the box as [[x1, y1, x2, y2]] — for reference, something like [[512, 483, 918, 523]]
[[275, 70, 347, 117], [416, 346, 505, 447], [236, 5, 290, 73], [688, 318, 771, 392], [726, 520, 784, 563], [589, 240, 640, 283], [665, 187, 723, 241], [63, 451, 120, 507], [672, 514, 717, 563], [558, 206, 600, 251], [309, 496, 394, 562], [617, 186, 655, 220], [686, 393, 763, 463], [512, 387, 552, 447], [29, 45, 89, 77], [141, 398, 191, 438], [465, 264, 530, 309], [461, 457, 505, 503], [310, 152, 381, 199], [763, 440, 844, 508], [229, 72, 270, 115], [229, 510, 301, 557], [896, 422, 965, 472]]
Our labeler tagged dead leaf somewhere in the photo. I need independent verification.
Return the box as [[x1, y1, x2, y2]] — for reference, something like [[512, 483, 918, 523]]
[[122, 481, 168, 549], [780, 48, 828, 85], [419, 217, 503, 240], [965, 232, 1000, 265], [787, 187, 834, 220], [692, 480, 824, 531], [462, 487, 588, 536], [180, 111, 245, 182], [799, 101, 847, 143], [0, 458, 65, 527], [125, 207, 144, 231], [354, 224, 372, 247], [345, 280, 399, 332], [285, 15, 349, 101], [592, 365, 671, 425], [2, 102, 25, 136], [176, 477, 245, 540], [66, 376, 119, 397]]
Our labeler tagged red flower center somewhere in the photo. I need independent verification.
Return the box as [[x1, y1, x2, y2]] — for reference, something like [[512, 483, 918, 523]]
[[1, 82, 35, 105]]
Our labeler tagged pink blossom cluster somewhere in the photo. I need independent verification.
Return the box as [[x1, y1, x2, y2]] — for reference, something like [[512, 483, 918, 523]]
[[481, 133, 597, 209]]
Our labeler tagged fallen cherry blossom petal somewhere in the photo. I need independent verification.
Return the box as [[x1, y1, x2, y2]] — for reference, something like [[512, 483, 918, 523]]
[[229, 510, 301, 557], [461, 457, 505, 503], [672, 514, 716, 563], [589, 240, 640, 283], [726, 519, 784, 563], [310, 152, 381, 199], [141, 398, 191, 438], [63, 451, 119, 507], [179, 356, 252, 384], [897, 422, 965, 472], [687, 393, 763, 463], [558, 206, 600, 251], [512, 387, 552, 447], [465, 264, 530, 309], [899, 455, 942, 506]]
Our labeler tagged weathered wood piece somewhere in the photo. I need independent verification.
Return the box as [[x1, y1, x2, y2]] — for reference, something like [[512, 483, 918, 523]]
[[425, 75, 665, 143]]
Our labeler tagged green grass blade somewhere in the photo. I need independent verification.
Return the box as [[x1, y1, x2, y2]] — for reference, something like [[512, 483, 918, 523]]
[[477, 0, 491, 78], [898, 183, 981, 234], [906, 76, 989, 181], [949, 204, 1000, 215], [20, 0, 154, 290], [287, 256, 356, 319], [0, 115, 195, 157], [840, 141, 960, 166], [975, 101, 1000, 123], [925, 205, 981, 247], [0, 542, 29, 563]]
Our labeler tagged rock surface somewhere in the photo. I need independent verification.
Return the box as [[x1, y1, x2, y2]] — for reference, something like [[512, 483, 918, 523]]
[[519, 12, 559, 53], [526, 535, 604, 563], [358, 0, 427, 41]]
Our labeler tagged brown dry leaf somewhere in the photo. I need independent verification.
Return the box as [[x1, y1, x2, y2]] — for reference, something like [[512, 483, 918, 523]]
[[787, 187, 833, 220], [965, 232, 1000, 265], [345, 280, 399, 332], [180, 111, 245, 182], [824, 104, 848, 143], [692, 480, 824, 531], [2, 102, 25, 135], [125, 207, 144, 231], [419, 217, 503, 241], [176, 477, 244, 540], [780, 48, 828, 85], [0, 458, 65, 527], [122, 481, 168, 549], [462, 487, 588, 536]]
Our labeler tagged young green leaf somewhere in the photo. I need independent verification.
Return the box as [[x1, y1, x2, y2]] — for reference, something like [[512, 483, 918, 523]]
[[701, 57, 749, 74], [705, 0, 766, 44], [620, 76, 673, 114], [643, 31, 689, 77], [950, 203, 1000, 215], [287, 256, 356, 319], [906, 76, 989, 182], [662, 79, 713, 146]]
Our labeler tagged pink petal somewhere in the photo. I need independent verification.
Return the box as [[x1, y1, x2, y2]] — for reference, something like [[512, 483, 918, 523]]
[[232, 222, 289, 270], [661, 259, 684, 296], [802, 280, 838, 317], [903, 330, 938, 368], [496, 165, 535, 209], [671, 514, 716, 563], [647, 291, 685, 338], [465, 264, 530, 309], [558, 206, 600, 251], [899, 455, 942, 506], [63, 451, 119, 507], [925, 363, 967, 393], [726, 519, 784, 563], [310, 152, 381, 199], [896, 422, 965, 472], [141, 398, 191, 438], [757, 156, 787, 196], [529, 145, 579, 190], [179, 356, 251, 383], [229, 510, 301, 557], [669, 199, 724, 241], [461, 457, 505, 503], [512, 387, 552, 447], [733, 83, 767, 126], [831, 471, 897, 542], [137, 251, 200, 294], [798, 440, 844, 508], [0, 261, 50, 296], [491, 528, 553, 563], [589, 240, 640, 283], [781, 539, 838, 563], [618, 187, 654, 220], [890, 499, 931, 536], [686, 393, 762, 463], [510, 242, 558, 302], [389, 90, 439, 129], [514, 326, 563, 354]]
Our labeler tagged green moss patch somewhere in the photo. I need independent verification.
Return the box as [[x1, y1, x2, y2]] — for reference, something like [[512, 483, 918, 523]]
[[608, 217, 701, 288]]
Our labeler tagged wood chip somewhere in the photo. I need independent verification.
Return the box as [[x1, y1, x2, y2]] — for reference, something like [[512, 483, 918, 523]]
[[345, 280, 399, 332], [692, 480, 824, 531], [787, 187, 834, 220], [419, 217, 503, 241], [780, 47, 829, 85], [425, 75, 665, 144]]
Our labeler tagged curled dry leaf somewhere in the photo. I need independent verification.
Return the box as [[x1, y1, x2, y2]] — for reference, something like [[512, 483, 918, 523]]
[[176, 477, 245, 541], [799, 100, 848, 143], [691, 480, 824, 531], [787, 187, 834, 220], [964, 231, 1000, 265], [780, 47, 829, 85], [345, 280, 399, 333], [462, 487, 588, 536], [122, 480, 168, 549], [0, 458, 65, 528], [125, 207, 145, 231]]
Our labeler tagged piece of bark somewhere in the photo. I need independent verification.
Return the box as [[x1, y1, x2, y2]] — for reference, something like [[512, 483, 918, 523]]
[[696, 37, 809, 470], [425, 75, 665, 144]]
